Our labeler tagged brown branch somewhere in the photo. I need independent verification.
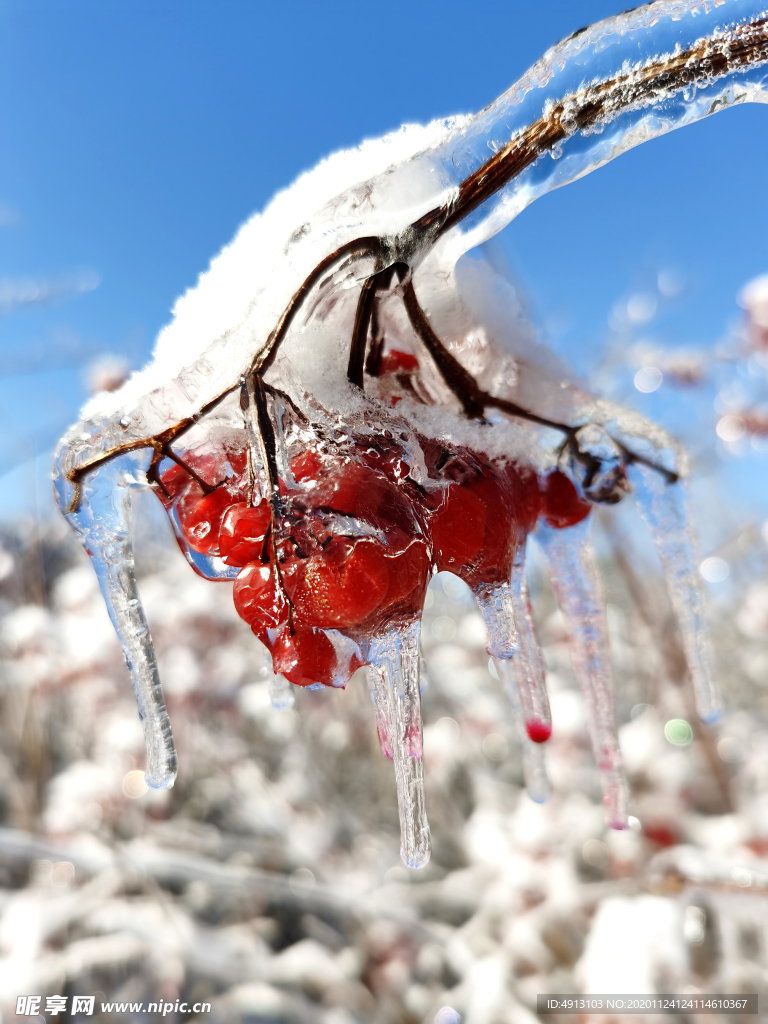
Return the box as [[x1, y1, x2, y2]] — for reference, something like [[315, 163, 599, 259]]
[[399, 270, 576, 434], [347, 275, 378, 389], [416, 17, 768, 240], [253, 236, 381, 376]]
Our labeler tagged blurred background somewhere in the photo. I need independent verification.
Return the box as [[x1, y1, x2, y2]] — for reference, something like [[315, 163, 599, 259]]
[[2, 2, 768, 1022]]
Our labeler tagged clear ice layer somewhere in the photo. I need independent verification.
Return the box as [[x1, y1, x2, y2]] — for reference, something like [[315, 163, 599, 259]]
[[536, 519, 629, 829], [494, 658, 550, 805], [510, 546, 551, 740], [628, 463, 722, 724], [268, 671, 295, 710], [367, 623, 430, 869], [53, 451, 177, 790], [52, 0, 764, 864]]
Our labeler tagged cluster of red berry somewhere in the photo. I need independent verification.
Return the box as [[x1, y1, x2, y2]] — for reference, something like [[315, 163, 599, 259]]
[[156, 420, 591, 692]]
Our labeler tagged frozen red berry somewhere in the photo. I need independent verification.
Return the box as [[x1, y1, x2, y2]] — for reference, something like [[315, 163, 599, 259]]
[[502, 463, 542, 536], [233, 561, 288, 634], [291, 449, 324, 483], [271, 625, 337, 688], [376, 349, 419, 375], [428, 483, 486, 572], [526, 720, 552, 744], [179, 487, 235, 555], [540, 471, 591, 529], [220, 501, 270, 566], [379, 540, 431, 620], [283, 537, 390, 630]]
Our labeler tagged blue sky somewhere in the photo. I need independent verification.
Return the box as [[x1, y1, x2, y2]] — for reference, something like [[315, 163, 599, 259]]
[[1, 0, 767, 522]]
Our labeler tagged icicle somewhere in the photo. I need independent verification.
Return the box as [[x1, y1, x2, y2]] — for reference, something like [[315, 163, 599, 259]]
[[492, 658, 549, 804], [475, 582, 518, 659], [475, 574, 551, 743], [367, 669, 393, 760], [627, 462, 721, 723], [367, 621, 430, 868], [535, 518, 628, 829], [269, 672, 295, 709], [509, 546, 551, 742], [55, 451, 177, 789]]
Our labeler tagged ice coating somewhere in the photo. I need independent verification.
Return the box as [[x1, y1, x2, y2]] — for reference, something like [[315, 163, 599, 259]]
[[628, 463, 722, 723], [510, 545, 551, 741], [51, 0, 763, 865], [536, 518, 629, 829], [493, 658, 550, 804], [475, 573, 551, 743], [366, 623, 430, 869], [268, 671, 295, 710], [53, 452, 177, 790], [55, 0, 768, 476]]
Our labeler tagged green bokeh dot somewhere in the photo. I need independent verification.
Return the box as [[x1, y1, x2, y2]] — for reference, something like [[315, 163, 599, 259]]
[[664, 718, 694, 746]]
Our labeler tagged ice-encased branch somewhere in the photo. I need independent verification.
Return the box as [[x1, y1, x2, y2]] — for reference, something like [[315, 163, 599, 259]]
[[55, 0, 768, 478]]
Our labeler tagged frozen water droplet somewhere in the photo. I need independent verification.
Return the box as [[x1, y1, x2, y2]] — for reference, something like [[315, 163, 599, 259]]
[[628, 462, 721, 723], [535, 518, 628, 828], [54, 451, 177, 789], [367, 621, 430, 868]]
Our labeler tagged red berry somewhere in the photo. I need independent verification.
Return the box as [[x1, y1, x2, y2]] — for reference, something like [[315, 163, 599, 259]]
[[427, 465, 516, 587], [540, 471, 591, 529], [233, 562, 288, 633], [428, 483, 486, 571], [283, 537, 390, 630], [220, 501, 270, 566], [379, 540, 431, 619], [271, 626, 336, 688], [179, 487, 234, 555], [311, 462, 389, 522], [469, 470, 516, 586], [158, 463, 194, 506], [642, 822, 678, 848], [502, 463, 542, 535], [291, 449, 324, 483], [526, 720, 552, 744], [377, 349, 419, 375]]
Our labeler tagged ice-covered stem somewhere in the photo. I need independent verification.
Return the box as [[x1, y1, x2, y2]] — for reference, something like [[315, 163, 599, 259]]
[[422, 0, 768, 256], [54, 1, 768, 491], [536, 518, 628, 829], [367, 622, 431, 868], [627, 463, 721, 724], [53, 451, 177, 789]]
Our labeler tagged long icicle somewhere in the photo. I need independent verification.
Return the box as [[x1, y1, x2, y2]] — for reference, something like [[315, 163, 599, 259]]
[[367, 670, 394, 760], [476, 575, 550, 801], [475, 574, 552, 740], [367, 621, 430, 868], [627, 462, 721, 724], [493, 658, 549, 804], [510, 546, 551, 742], [535, 518, 628, 829], [57, 451, 177, 789]]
